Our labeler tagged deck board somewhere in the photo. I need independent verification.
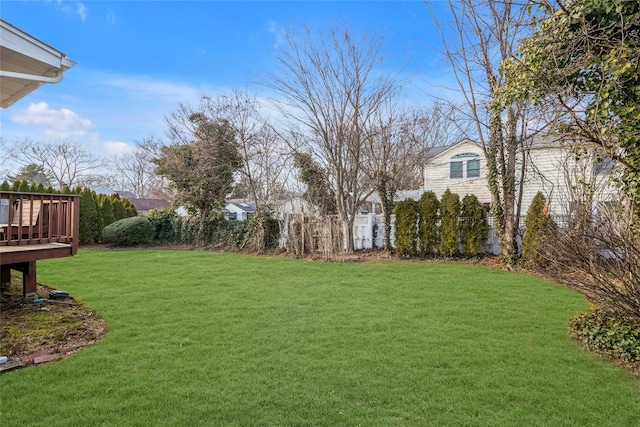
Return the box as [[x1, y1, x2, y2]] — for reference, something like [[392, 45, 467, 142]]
[[0, 243, 75, 265]]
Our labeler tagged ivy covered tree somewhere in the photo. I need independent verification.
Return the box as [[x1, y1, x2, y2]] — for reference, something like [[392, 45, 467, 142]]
[[155, 114, 242, 216], [460, 194, 489, 257], [439, 189, 460, 258], [499, 0, 640, 207], [394, 198, 419, 257], [418, 191, 440, 257], [292, 151, 336, 216]]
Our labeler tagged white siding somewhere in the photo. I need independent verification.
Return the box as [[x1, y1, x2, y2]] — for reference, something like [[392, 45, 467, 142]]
[[423, 140, 619, 218], [423, 141, 492, 203], [520, 146, 619, 216]]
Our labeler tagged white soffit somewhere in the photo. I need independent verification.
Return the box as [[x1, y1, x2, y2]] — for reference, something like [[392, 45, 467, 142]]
[[0, 19, 76, 108]]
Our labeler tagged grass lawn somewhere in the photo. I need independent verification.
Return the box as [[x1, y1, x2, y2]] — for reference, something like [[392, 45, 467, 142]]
[[1, 250, 639, 426]]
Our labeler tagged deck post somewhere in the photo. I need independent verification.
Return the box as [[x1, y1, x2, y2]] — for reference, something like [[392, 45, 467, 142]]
[[23, 261, 37, 300], [11, 261, 38, 300], [1, 266, 10, 290]]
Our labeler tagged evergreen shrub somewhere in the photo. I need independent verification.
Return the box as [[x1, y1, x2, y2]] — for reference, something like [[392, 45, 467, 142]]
[[439, 189, 460, 257], [102, 216, 154, 247], [418, 191, 439, 257], [394, 198, 419, 257], [522, 191, 557, 264], [147, 209, 177, 241], [460, 194, 489, 256]]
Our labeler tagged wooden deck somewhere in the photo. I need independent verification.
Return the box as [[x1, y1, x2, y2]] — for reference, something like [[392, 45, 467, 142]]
[[1, 192, 80, 299]]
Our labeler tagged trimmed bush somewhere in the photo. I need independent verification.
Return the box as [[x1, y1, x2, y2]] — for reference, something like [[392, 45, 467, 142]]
[[460, 194, 489, 257], [394, 198, 419, 257], [102, 216, 154, 247], [418, 191, 440, 257], [439, 189, 460, 257]]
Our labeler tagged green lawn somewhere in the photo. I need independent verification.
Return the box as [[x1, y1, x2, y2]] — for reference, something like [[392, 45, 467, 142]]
[[1, 250, 639, 426]]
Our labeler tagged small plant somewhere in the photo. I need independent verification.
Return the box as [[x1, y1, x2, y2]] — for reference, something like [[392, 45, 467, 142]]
[[102, 216, 154, 247], [570, 309, 640, 365]]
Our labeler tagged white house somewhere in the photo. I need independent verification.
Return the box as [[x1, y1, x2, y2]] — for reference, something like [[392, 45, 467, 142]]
[[422, 139, 492, 207], [519, 140, 617, 217], [224, 202, 255, 221], [423, 138, 619, 218]]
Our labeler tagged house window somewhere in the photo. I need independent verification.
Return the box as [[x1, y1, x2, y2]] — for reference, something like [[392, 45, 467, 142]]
[[228, 212, 237, 221], [593, 157, 613, 176], [450, 153, 480, 179], [467, 159, 480, 178], [450, 161, 463, 179]]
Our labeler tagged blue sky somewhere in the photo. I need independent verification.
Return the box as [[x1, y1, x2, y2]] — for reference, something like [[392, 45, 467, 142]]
[[1, 1, 453, 159]]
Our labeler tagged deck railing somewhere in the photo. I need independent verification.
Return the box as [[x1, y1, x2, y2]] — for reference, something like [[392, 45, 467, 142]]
[[0, 191, 80, 252]]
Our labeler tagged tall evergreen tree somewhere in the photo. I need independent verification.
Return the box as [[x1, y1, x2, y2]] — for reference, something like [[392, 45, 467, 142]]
[[439, 189, 460, 257]]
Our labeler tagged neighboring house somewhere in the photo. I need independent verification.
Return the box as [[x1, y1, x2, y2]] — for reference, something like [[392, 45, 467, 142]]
[[520, 140, 617, 217], [92, 185, 117, 196], [117, 190, 137, 199], [224, 202, 255, 221], [423, 139, 492, 207], [128, 198, 171, 215], [366, 189, 424, 214], [423, 138, 618, 218]]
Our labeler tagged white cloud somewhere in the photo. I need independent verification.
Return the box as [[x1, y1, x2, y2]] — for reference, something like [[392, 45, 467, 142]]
[[103, 141, 134, 156], [106, 7, 116, 25], [100, 73, 202, 104], [47, 1, 88, 22], [267, 21, 287, 49], [76, 2, 87, 22], [11, 102, 95, 139]]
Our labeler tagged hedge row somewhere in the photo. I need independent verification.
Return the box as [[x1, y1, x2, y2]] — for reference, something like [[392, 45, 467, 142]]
[[145, 207, 279, 253], [394, 190, 489, 258]]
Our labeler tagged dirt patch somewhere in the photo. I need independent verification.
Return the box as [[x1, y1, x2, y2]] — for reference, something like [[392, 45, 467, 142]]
[[0, 274, 107, 372]]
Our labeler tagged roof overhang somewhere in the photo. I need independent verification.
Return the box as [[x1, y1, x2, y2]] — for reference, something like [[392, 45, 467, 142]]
[[0, 19, 75, 108]]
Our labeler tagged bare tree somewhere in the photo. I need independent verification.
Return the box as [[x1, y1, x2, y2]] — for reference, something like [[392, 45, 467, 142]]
[[429, 0, 532, 263], [10, 138, 103, 189], [265, 24, 400, 252], [111, 137, 164, 198]]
